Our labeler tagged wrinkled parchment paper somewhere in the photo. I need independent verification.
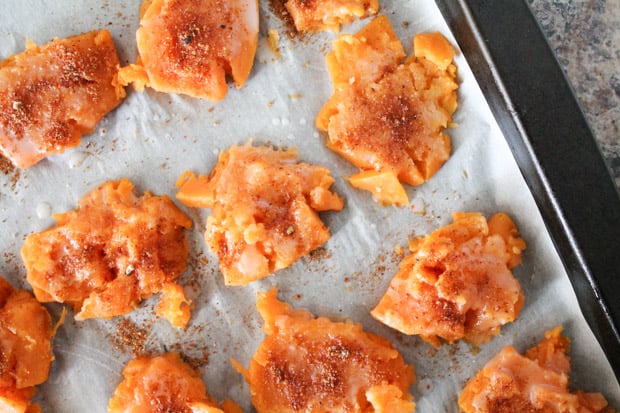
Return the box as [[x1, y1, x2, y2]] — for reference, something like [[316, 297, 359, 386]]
[[0, 0, 618, 411]]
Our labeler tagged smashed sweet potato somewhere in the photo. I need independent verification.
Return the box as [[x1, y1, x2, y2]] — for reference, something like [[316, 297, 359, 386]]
[[459, 326, 612, 413], [0, 30, 124, 168], [108, 352, 240, 413], [176, 143, 344, 286], [118, 0, 259, 100], [371, 212, 526, 346], [233, 288, 416, 412], [21, 179, 193, 326], [285, 0, 378, 32], [0, 276, 53, 413], [316, 15, 458, 206]]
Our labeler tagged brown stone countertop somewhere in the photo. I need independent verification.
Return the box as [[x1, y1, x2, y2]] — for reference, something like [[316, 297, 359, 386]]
[[528, 0, 620, 189]]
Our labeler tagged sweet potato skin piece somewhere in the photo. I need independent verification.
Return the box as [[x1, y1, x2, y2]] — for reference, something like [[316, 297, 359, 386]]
[[176, 143, 343, 286], [0, 277, 53, 413], [234, 289, 416, 413], [0, 30, 123, 168], [372, 212, 526, 346], [458, 327, 611, 413], [21, 179, 192, 323]]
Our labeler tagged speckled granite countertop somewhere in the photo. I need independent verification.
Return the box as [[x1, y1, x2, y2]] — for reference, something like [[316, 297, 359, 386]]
[[528, 0, 620, 189]]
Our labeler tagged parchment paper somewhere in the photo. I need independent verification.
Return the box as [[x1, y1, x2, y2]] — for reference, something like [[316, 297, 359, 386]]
[[0, 0, 618, 411]]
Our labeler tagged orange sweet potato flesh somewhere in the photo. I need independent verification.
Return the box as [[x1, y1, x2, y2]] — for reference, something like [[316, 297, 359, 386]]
[[156, 282, 192, 328], [348, 170, 408, 207], [372, 212, 526, 346], [459, 326, 612, 413], [0, 30, 124, 169], [118, 0, 258, 100], [285, 0, 378, 32], [108, 352, 239, 413], [318, 14, 405, 93], [0, 277, 53, 413], [21, 179, 192, 324], [316, 15, 458, 206], [176, 143, 344, 286], [233, 289, 416, 413], [0, 387, 39, 413]]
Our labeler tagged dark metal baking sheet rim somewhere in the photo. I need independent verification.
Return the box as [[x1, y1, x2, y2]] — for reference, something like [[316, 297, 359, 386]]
[[434, 0, 620, 380]]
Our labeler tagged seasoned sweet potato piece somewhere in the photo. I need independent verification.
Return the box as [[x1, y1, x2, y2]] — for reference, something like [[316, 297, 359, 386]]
[[372, 212, 526, 346], [118, 0, 258, 100], [316, 15, 458, 206], [108, 352, 239, 413], [0, 276, 53, 413], [285, 0, 378, 32], [176, 143, 344, 286], [0, 30, 124, 169], [233, 289, 416, 412], [21, 179, 193, 325], [459, 327, 612, 413]]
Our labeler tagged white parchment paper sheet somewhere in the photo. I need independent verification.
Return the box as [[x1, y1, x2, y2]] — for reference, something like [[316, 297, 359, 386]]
[[1, 0, 618, 411]]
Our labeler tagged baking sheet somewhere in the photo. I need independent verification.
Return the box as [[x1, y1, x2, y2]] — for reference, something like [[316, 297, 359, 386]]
[[438, 0, 620, 373], [0, 0, 618, 411]]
